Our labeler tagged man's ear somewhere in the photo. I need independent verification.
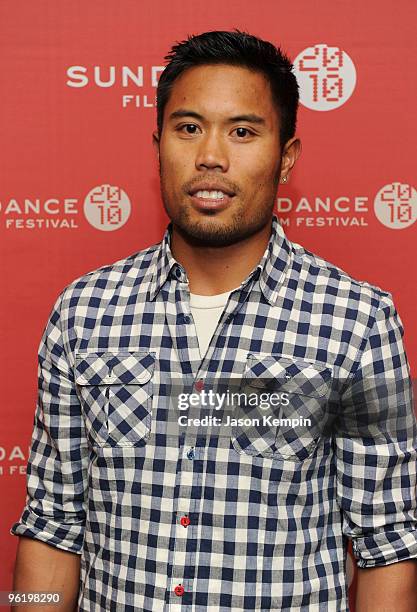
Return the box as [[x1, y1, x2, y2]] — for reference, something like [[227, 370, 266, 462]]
[[152, 129, 160, 161], [279, 137, 302, 183]]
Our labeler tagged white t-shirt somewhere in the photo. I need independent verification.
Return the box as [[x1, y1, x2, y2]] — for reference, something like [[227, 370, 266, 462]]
[[189, 289, 232, 359]]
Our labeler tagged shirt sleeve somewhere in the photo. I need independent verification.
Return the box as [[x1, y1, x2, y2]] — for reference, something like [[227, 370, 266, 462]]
[[10, 291, 89, 553], [335, 292, 417, 568]]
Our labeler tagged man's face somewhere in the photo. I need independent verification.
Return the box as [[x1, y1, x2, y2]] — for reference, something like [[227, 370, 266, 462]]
[[154, 64, 286, 247]]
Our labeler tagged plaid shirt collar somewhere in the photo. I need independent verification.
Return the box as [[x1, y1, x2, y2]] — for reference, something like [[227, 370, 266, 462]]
[[148, 213, 293, 304]]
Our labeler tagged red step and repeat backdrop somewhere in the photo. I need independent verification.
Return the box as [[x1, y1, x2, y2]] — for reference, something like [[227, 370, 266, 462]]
[[1, 1, 416, 608]]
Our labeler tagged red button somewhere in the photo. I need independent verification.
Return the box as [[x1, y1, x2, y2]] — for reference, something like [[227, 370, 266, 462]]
[[174, 584, 185, 596], [180, 515, 191, 527], [195, 379, 204, 391]]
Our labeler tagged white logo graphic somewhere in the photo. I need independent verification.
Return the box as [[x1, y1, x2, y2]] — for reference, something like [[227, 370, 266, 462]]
[[293, 44, 356, 111], [374, 182, 417, 229], [83, 184, 131, 231]]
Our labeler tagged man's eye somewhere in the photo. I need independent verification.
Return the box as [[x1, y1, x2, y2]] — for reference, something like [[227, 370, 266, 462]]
[[234, 127, 253, 138], [180, 124, 199, 134]]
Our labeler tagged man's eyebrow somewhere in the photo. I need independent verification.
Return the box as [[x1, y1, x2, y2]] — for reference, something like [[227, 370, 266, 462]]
[[168, 109, 266, 125], [226, 114, 266, 125], [168, 109, 204, 121]]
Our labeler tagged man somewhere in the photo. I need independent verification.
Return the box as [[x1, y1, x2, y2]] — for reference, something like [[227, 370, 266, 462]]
[[11, 30, 417, 611]]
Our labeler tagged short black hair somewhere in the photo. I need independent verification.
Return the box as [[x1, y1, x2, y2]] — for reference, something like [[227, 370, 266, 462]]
[[156, 29, 299, 146]]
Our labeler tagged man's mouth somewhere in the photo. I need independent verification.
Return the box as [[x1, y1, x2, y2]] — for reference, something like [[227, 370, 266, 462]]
[[186, 181, 237, 212], [193, 190, 230, 200], [188, 189, 235, 211]]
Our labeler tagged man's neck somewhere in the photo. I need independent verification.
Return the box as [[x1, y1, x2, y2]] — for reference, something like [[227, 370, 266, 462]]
[[170, 219, 273, 296]]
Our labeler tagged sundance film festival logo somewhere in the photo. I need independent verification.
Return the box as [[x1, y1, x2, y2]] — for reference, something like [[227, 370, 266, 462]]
[[0, 444, 29, 476], [293, 44, 356, 111], [277, 181, 417, 229], [66, 66, 164, 109], [374, 182, 417, 229], [83, 184, 131, 231], [0, 183, 132, 231]]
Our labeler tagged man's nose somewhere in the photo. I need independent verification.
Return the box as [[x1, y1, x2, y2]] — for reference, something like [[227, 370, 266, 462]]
[[195, 132, 229, 172]]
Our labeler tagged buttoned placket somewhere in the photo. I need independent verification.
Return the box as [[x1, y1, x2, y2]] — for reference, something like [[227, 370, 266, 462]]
[[162, 266, 260, 609]]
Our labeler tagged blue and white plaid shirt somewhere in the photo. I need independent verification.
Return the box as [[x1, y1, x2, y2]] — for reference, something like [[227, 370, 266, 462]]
[[11, 216, 417, 611]]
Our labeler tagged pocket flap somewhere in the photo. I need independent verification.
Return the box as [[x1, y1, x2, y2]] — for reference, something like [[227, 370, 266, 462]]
[[245, 354, 332, 398], [74, 352, 155, 386]]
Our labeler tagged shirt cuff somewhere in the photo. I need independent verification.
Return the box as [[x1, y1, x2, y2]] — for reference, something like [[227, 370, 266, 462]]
[[352, 526, 417, 568], [10, 506, 85, 554]]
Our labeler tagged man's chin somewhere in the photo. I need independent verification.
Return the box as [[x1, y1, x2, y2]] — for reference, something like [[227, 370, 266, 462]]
[[174, 216, 262, 248]]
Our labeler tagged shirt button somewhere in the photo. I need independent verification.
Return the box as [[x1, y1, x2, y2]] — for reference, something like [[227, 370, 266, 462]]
[[183, 315, 191, 324], [180, 515, 191, 527], [174, 584, 185, 597], [195, 379, 204, 392], [186, 448, 195, 460], [175, 267, 182, 279]]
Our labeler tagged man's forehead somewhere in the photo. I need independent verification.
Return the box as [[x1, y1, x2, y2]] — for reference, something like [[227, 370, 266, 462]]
[[169, 63, 271, 93], [165, 64, 277, 123]]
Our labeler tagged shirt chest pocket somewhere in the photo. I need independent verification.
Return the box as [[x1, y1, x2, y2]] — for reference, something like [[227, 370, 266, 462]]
[[230, 354, 333, 461], [74, 351, 155, 447]]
